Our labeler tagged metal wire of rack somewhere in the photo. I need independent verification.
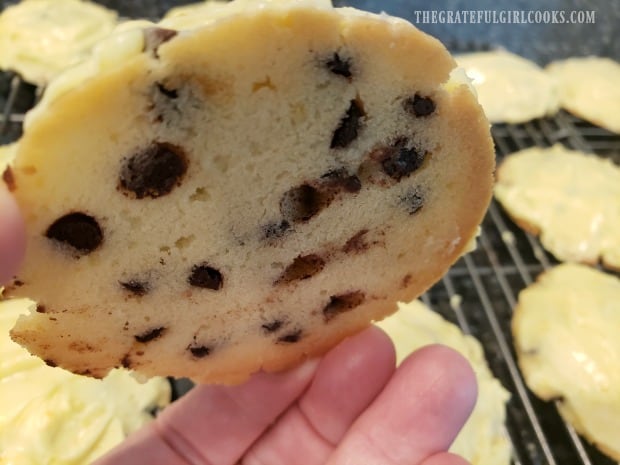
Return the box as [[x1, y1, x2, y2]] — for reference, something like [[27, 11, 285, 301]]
[[1, 66, 619, 465], [425, 114, 620, 465]]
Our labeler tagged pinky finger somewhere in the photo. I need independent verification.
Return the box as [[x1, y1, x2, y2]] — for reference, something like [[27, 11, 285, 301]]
[[420, 452, 470, 465]]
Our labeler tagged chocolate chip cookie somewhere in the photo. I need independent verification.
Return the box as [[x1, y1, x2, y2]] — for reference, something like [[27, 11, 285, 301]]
[[4, 0, 494, 383]]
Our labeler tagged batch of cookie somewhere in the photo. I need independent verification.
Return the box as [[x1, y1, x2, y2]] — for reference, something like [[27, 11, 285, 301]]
[[457, 48, 620, 460], [0, 0, 506, 463]]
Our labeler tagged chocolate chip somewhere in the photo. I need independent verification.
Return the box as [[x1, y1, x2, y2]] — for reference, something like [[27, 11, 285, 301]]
[[188, 264, 223, 290], [404, 94, 436, 117], [262, 320, 284, 334], [277, 329, 303, 344], [121, 354, 132, 368], [118, 142, 187, 199], [45, 212, 103, 255], [280, 169, 360, 224], [134, 327, 167, 343], [330, 99, 365, 149], [119, 279, 150, 296], [320, 168, 361, 193], [188, 344, 211, 358], [400, 188, 425, 215], [323, 291, 365, 322], [263, 220, 291, 241], [280, 184, 324, 223], [326, 52, 352, 79], [342, 229, 369, 254], [44, 359, 57, 368], [36, 304, 46, 313], [143, 27, 177, 58], [2, 166, 15, 191], [12, 279, 24, 287], [156, 82, 178, 99], [380, 138, 427, 181], [275, 254, 325, 285]]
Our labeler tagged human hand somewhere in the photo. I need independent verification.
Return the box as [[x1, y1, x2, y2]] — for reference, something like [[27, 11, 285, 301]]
[[95, 327, 476, 465], [0, 186, 477, 465]]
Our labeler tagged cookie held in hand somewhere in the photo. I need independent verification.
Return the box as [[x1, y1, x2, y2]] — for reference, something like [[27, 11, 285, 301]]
[[4, 0, 494, 384]]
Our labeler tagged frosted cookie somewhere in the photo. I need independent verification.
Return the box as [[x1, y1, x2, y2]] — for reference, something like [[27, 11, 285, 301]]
[[377, 300, 511, 465], [4, 0, 494, 384], [512, 263, 620, 461], [546, 56, 620, 133], [0, 0, 117, 85], [0, 294, 171, 464], [494, 144, 620, 269], [162, 0, 229, 27], [455, 50, 559, 124]]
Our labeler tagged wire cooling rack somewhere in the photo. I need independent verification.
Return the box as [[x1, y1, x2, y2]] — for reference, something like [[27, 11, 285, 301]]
[[424, 113, 620, 465], [2, 61, 619, 465]]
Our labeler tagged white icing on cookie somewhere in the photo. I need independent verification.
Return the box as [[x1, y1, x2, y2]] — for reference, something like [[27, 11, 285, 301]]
[[546, 56, 620, 133], [512, 264, 620, 461], [495, 144, 620, 270], [455, 50, 559, 124], [0, 0, 117, 85]]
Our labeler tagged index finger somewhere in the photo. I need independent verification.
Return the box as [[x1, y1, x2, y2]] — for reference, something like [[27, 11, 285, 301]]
[[326, 344, 478, 465]]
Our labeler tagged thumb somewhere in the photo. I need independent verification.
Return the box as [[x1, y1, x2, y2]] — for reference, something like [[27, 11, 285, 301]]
[[0, 181, 25, 285]]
